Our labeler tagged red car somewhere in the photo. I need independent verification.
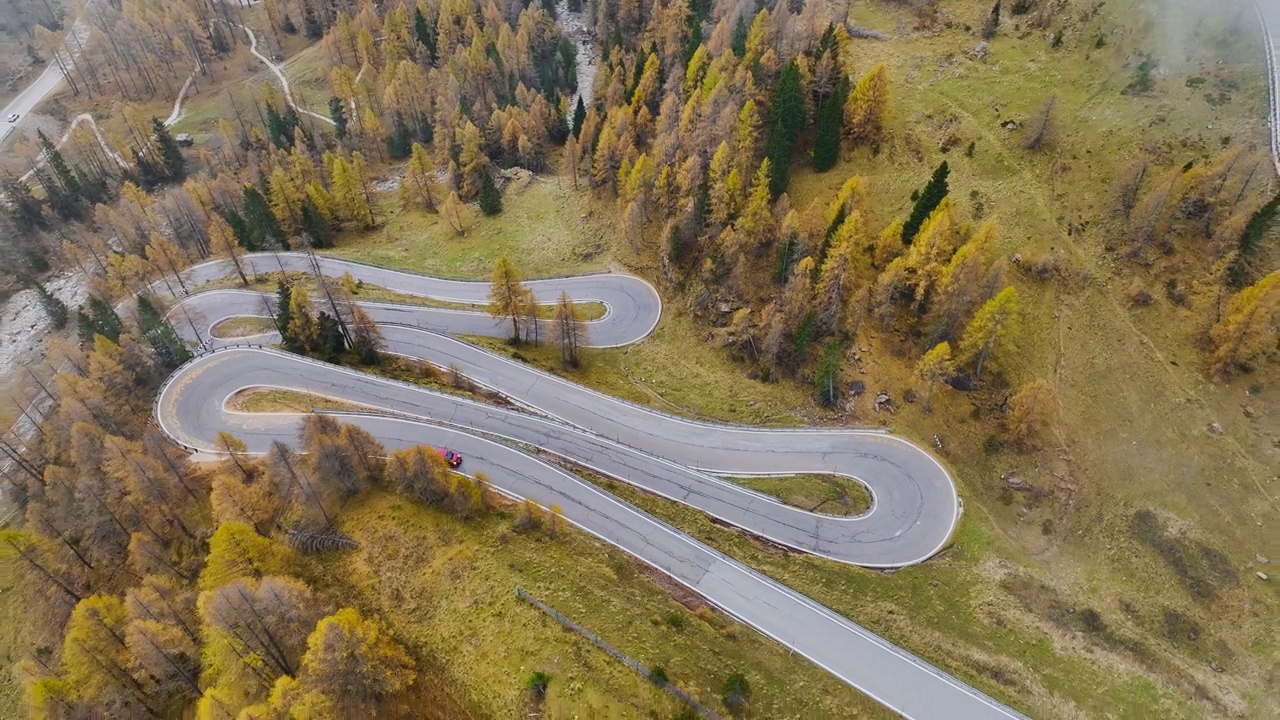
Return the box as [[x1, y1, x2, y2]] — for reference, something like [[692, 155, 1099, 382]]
[[438, 448, 463, 468]]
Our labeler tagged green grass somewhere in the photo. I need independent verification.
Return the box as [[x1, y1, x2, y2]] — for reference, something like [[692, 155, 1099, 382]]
[[226, 387, 365, 413], [306, 491, 893, 718], [210, 316, 277, 338], [328, 178, 614, 280], [724, 474, 872, 517]]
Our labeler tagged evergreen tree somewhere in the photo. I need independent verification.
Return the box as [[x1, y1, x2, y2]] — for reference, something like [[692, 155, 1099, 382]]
[[571, 96, 588, 139], [812, 75, 849, 172], [37, 130, 81, 196], [281, 13, 298, 34], [136, 295, 191, 369], [243, 184, 285, 249], [303, 4, 324, 38], [316, 311, 346, 361], [328, 97, 348, 140], [266, 104, 291, 150], [2, 175, 46, 230], [478, 172, 503, 216], [75, 310, 95, 346], [413, 6, 438, 64], [1227, 192, 1279, 287], [150, 117, 186, 181], [731, 15, 749, 57], [385, 113, 413, 159], [30, 280, 68, 329], [85, 296, 123, 342], [299, 197, 333, 248], [225, 210, 257, 251], [902, 161, 950, 245], [764, 60, 804, 197], [275, 281, 294, 339], [815, 340, 842, 406], [981, 0, 1002, 40]]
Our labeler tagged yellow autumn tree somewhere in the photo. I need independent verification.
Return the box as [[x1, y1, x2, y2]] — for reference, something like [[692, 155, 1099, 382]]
[[736, 158, 774, 250], [1207, 270, 1278, 379], [914, 342, 954, 412], [1005, 378, 1055, 449], [287, 287, 319, 351], [844, 63, 890, 148], [957, 286, 1021, 381], [295, 608, 416, 705]]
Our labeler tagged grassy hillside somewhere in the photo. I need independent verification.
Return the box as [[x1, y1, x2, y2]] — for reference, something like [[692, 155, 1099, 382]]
[[290, 0, 1277, 715]]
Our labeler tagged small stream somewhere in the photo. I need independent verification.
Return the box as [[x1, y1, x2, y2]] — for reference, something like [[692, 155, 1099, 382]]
[[555, 0, 597, 107]]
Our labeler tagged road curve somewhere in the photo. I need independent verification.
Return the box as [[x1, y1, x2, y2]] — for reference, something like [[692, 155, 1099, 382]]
[[154, 254, 1021, 719]]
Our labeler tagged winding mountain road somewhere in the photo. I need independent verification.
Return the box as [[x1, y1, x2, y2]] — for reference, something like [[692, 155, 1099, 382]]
[[152, 253, 1022, 720]]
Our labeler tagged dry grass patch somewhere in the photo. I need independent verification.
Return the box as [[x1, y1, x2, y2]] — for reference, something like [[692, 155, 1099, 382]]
[[305, 491, 891, 718]]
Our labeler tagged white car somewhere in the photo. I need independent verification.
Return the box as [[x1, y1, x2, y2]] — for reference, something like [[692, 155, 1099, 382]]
[[5, 114, 17, 122]]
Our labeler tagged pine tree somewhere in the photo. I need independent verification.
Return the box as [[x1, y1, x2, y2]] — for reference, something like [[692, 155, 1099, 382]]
[[957, 286, 1020, 380], [299, 198, 332, 248], [815, 340, 842, 406], [914, 342, 953, 412], [843, 64, 890, 149], [86, 296, 123, 342], [328, 97, 348, 140], [764, 60, 804, 197], [812, 75, 849, 172], [316, 311, 346, 361], [30, 280, 68, 329], [303, 4, 324, 38], [136, 295, 191, 369], [150, 117, 186, 180], [225, 210, 257, 251], [901, 161, 950, 245], [413, 6, 438, 63], [275, 281, 294, 339], [76, 310, 96, 345], [571, 96, 588, 139], [386, 113, 413, 159], [243, 184, 285, 249], [38, 130, 81, 196], [478, 171, 503, 216], [1, 176, 46, 231], [731, 14, 749, 57]]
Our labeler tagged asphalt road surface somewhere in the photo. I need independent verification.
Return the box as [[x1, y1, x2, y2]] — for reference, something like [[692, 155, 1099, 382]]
[[153, 254, 1025, 720]]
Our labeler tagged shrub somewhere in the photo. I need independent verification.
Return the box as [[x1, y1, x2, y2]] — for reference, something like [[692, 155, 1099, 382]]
[[721, 672, 752, 716], [525, 671, 551, 698]]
